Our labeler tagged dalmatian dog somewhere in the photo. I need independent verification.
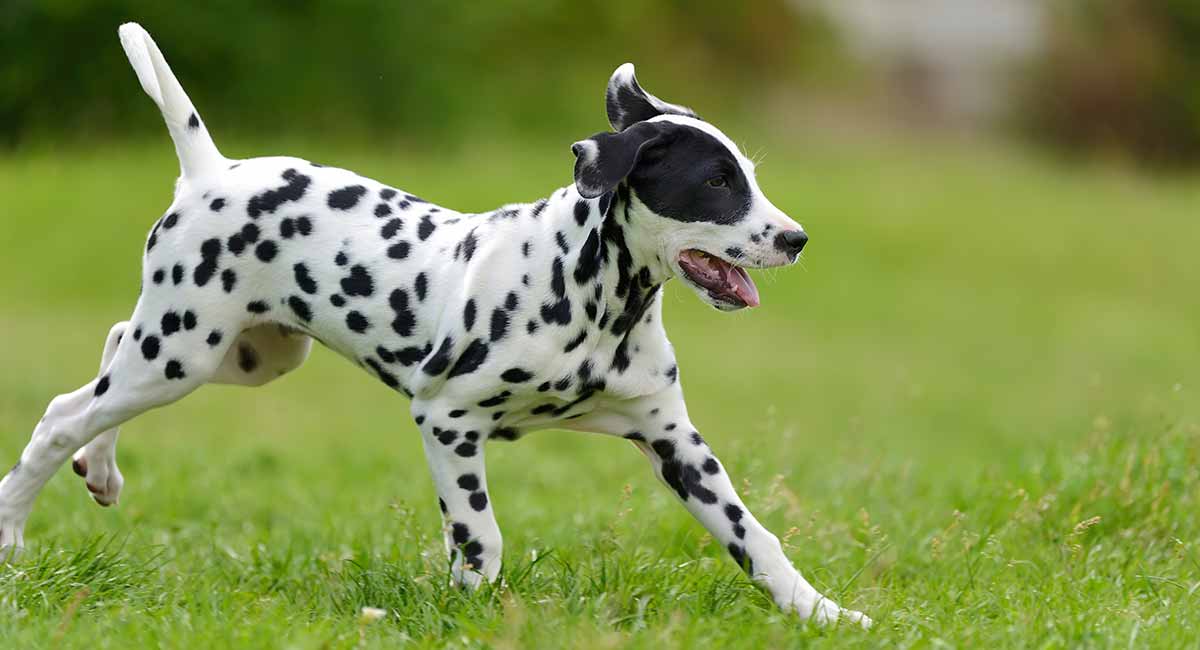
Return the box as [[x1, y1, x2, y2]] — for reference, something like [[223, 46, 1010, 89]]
[[0, 23, 869, 627]]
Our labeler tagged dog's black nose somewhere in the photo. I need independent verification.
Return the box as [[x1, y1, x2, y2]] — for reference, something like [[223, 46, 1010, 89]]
[[775, 230, 808, 256]]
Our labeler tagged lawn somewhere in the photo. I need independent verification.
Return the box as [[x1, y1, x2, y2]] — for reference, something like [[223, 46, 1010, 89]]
[[0, 135, 1197, 648]]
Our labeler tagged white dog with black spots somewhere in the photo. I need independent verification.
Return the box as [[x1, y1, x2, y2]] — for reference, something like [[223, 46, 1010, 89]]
[[0, 23, 869, 627]]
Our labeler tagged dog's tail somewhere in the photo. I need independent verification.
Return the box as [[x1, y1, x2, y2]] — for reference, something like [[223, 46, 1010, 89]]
[[119, 22, 225, 178]]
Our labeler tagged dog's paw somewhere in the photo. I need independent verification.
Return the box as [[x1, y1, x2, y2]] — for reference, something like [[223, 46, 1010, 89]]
[[0, 509, 27, 562], [71, 453, 124, 507], [784, 593, 873, 629]]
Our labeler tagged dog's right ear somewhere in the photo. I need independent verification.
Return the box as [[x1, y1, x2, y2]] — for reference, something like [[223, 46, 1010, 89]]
[[606, 63, 696, 132], [572, 122, 664, 199]]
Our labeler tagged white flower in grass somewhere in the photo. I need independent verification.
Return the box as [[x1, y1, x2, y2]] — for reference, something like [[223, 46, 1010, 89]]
[[359, 607, 387, 623]]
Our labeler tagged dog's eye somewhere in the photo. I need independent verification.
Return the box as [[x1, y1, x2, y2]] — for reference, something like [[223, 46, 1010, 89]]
[[705, 176, 728, 188]]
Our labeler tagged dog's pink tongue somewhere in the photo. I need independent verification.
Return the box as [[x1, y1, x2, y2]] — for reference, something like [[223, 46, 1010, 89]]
[[726, 265, 760, 308]]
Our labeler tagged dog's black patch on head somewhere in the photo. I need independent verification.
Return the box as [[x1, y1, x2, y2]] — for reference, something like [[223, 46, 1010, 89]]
[[627, 123, 750, 225], [248, 168, 310, 218], [328, 185, 367, 210]]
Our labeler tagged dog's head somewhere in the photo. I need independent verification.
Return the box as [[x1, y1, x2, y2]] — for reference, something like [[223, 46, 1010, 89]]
[[572, 63, 806, 311]]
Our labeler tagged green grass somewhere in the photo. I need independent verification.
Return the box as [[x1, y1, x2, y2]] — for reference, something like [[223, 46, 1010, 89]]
[[0, 136, 1198, 647]]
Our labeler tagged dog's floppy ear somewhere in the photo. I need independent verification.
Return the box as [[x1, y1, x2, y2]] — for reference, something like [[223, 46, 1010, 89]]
[[606, 63, 697, 132], [572, 122, 664, 199]]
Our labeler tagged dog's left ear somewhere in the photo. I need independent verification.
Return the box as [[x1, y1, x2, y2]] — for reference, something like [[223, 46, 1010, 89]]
[[572, 122, 664, 199], [606, 63, 697, 132]]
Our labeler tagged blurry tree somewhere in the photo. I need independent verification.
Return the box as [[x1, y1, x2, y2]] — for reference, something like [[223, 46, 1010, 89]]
[[0, 0, 838, 147], [1026, 0, 1200, 165]]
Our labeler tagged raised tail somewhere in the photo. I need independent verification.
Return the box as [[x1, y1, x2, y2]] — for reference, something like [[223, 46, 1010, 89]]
[[118, 23, 224, 178]]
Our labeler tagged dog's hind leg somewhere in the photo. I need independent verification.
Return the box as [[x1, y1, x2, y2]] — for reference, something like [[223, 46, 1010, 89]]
[[411, 401, 503, 588], [568, 384, 872, 628], [0, 307, 239, 555], [71, 324, 311, 506], [69, 322, 131, 507]]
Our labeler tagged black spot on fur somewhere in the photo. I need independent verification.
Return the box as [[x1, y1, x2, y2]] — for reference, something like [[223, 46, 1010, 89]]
[[327, 185, 368, 210], [449, 409, 467, 418], [210, 198, 226, 212], [469, 492, 489, 511], [241, 222, 260, 243], [395, 344, 429, 366], [164, 359, 185, 380], [279, 218, 295, 239], [248, 168, 311, 218], [501, 367, 533, 383], [389, 288, 415, 336], [387, 241, 410, 260], [346, 311, 370, 333], [457, 474, 480, 491], [574, 200, 590, 226], [163, 211, 180, 229], [454, 442, 477, 457], [364, 358, 400, 389], [206, 330, 222, 346], [152, 269, 164, 284], [295, 216, 312, 236], [193, 238, 222, 286], [172, 264, 184, 285], [381, 218, 403, 239], [183, 310, 197, 330], [417, 215, 436, 241], [414, 273, 428, 301], [330, 294, 346, 307], [221, 268, 237, 293], [288, 296, 313, 322], [489, 309, 509, 342], [448, 339, 489, 378], [702, 457, 719, 474], [187, 113, 200, 129], [564, 330, 588, 353], [478, 391, 511, 407], [463, 299, 477, 331], [247, 300, 270, 314], [94, 375, 110, 397], [294, 263, 318, 294], [227, 234, 246, 256], [340, 265, 374, 297], [380, 188, 397, 200], [141, 335, 160, 360], [422, 337, 454, 376], [374, 203, 393, 218], [255, 240, 278, 262]]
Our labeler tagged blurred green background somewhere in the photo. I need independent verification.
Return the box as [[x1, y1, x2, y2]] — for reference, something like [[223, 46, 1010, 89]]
[[1, 1, 1198, 647]]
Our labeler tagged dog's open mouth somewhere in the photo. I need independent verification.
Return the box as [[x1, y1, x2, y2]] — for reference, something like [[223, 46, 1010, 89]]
[[677, 249, 760, 309]]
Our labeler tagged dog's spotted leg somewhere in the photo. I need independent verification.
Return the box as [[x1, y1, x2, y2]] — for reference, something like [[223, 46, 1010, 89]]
[[569, 385, 871, 628], [411, 402, 502, 588], [1, 306, 240, 556], [70, 322, 130, 507]]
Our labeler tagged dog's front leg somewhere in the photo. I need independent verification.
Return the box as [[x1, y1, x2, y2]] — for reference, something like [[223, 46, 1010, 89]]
[[572, 386, 871, 627], [412, 404, 502, 588]]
